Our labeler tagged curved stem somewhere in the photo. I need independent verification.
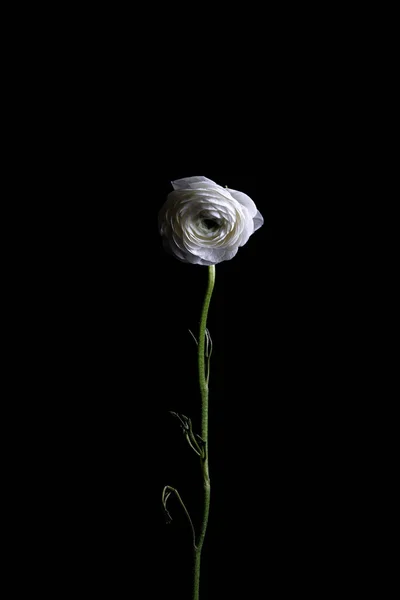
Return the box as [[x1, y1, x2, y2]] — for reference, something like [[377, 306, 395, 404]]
[[198, 265, 215, 444], [193, 265, 215, 600]]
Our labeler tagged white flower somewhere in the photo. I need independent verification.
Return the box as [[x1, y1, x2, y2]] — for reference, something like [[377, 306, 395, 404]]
[[158, 176, 264, 265]]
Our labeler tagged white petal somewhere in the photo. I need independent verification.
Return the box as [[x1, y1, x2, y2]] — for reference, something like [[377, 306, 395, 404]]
[[172, 176, 223, 191], [238, 213, 255, 247], [218, 246, 239, 261], [191, 245, 229, 264], [228, 189, 258, 218], [188, 182, 225, 191], [162, 237, 187, 262], [253, 210, 264, 231]]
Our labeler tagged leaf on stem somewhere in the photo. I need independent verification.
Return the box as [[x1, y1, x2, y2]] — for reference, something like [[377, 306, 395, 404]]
[[162, 486, 173, 523], [170, 411, 206, 459], [161, 485, 197, 547], [188, 329, 198, 345], [205, 328, 213, 384]]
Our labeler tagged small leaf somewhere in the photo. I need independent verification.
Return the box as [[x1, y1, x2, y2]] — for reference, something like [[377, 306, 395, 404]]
[[170, 411, 190, 432], [169, 412, 205, 458], [162, 486, 173, 523], [205, 328, 212, 358], [188, 329, 198, 345], [194, 433, 206, 459], [205, 328, 213, 384], [161, 485, 197, 546]]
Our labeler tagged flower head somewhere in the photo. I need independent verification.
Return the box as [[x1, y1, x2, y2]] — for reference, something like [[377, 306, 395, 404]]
[[159, 176, 263, 265]]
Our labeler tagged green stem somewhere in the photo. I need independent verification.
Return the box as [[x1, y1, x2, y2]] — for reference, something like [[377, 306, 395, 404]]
[[193, 265, 215, 600]]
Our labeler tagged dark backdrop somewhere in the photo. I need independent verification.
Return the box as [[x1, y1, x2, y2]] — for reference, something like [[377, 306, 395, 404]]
[[12, 3, 370, 593], [28, 167, 342, 599]]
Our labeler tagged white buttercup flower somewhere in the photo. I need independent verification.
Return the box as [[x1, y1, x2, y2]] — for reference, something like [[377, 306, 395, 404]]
[[159, 176, 264, 265]]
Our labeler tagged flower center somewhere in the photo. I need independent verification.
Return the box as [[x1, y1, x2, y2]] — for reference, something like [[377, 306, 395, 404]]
[[202, 218, 219, 231], [198, 210, 221, 233]]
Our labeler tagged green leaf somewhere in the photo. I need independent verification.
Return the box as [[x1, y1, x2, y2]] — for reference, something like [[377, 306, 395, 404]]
[[162, 486, 173, 523], [170, 412, 206, 458]]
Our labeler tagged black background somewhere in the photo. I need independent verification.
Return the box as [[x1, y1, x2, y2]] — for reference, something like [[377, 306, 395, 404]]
[[68, 174, 280, 598], [24, 168, 348, 598], [13, 67, 368, 588], [7, 4, 381, 594]]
